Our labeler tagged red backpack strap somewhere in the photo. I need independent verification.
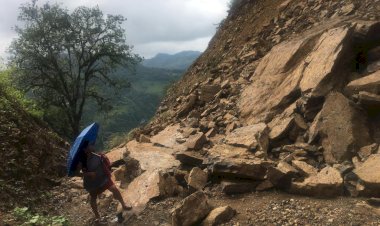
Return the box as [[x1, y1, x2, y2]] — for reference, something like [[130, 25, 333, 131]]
[[100, 153, 112, 177]]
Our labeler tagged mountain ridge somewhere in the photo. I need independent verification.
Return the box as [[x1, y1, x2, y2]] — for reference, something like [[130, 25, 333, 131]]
[[143, 50, 202, 70]]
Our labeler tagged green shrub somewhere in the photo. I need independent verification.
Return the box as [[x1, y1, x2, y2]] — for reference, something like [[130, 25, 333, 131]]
[[0, 69, 43, 118], [13, 207, 69, 226], [105, 132, 129, 149]]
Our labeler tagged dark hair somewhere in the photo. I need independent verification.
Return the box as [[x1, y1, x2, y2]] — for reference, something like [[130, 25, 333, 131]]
[[79, 140, 89, 169], [81, 140, 90, 150]]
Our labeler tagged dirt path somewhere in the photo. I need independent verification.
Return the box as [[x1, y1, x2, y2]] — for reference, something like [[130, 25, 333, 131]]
[[125, 190, 380, 226], [44, 183, 380, 226]]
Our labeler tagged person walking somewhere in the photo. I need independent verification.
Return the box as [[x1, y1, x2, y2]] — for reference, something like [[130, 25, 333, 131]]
[[76, 141, 131, 222]]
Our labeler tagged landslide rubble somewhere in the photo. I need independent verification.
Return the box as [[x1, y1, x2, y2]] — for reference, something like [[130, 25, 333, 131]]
[[130, 0, 380, 200], [57, 0, 380, 225]]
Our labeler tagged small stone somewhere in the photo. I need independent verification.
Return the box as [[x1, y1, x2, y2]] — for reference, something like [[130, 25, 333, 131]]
[[139, 134, 151, 143], [202, 206, 236, 226], [221, 180, 259, 195], [185, 132, 207, 150], [205, 128, 217, 138], [188, 167, 208, 190], [172, 191, 212, 226]]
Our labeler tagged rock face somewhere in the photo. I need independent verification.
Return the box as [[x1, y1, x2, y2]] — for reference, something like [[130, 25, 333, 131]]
[[108, 140, 180, 213], [201, 206, 236, 226], [291, 166, 343, 197], [354, 154, 380, 196], [100, 2, 380, 221], [172, 191, 212, 226], [308, 92, 371, 164], [239, 38, 305, 124], [298, 26, 352, 96], [239, 26, 353, 124]]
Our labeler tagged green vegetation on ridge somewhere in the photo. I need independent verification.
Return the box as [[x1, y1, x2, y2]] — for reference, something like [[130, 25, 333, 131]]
[[10, 1, 140, 137], [142, 51, 201, 70], [82, 64, 184, 149]]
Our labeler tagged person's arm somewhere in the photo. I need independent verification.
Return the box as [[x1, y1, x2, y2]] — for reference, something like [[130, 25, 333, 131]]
[[73, 162, 84, 177], [83, 171, 96, 178], [74, 162, 96, 178]]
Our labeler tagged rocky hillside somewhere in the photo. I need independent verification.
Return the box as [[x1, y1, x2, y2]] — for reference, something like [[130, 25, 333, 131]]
[[0, 84, 67, 212], [55, 0, 380, 225], [135, 0, 380, 197]]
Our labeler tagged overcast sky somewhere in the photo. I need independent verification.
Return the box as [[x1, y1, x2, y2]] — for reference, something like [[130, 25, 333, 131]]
[[0, 0, 229, 60]]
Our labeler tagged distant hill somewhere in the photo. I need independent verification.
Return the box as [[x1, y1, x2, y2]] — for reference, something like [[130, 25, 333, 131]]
[[82, 64, 185, 148], [142, 51, 202, 70]]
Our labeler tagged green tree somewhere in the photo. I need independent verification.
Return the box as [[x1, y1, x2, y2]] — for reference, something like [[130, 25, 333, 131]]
[[9, 1, 140, 137]]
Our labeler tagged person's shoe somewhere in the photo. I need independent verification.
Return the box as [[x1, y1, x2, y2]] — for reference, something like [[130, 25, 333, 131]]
[[93, 218, 107, 225], [116, 212, 124, 223]]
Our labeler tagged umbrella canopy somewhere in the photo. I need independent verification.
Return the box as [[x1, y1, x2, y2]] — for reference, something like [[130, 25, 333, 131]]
[[66, 122, 99, 176]]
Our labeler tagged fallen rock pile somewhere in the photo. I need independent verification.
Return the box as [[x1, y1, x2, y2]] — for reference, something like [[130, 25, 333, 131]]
[[103, 0, 380, 225]]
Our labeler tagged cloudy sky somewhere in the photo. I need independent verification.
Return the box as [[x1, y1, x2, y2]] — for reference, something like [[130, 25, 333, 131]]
[[0, 0, 229, 60]]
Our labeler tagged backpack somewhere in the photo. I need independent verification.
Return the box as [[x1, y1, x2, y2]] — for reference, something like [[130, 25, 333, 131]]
[[100, 153, 112, 177]]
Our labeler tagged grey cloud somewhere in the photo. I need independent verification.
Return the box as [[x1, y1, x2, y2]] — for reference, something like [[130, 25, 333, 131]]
[[0, 0, 228, 58]]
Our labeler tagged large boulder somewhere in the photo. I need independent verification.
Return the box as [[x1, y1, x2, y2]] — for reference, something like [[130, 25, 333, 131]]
[[345, 70, 380, 95], [122, 169, 184, 211], [225, 123, 269, 153], [354, 154, 380, 197], [150, 124, 186, 150], [290, 166, 343, 197], [291, 160, 318, 177], [267, 161, 299, 189], [106, 147, 127, 165], [172, 191, 212, 226], [298, 26, 352, 96], [239, 26, 353, 124], [268, 103, 297, 140], [116, 141, 180, 213], [308, 92, 371, 164], [211, 158, 271, 180], [239, 38, 305, 124]]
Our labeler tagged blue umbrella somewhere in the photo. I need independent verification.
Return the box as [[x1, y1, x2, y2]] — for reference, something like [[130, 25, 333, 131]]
[[66, 122, 99, 176]]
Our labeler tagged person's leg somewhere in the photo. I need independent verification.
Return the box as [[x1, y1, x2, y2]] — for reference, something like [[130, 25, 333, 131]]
[[108, 185, 131, 210], [90, 193, 101, 219]]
